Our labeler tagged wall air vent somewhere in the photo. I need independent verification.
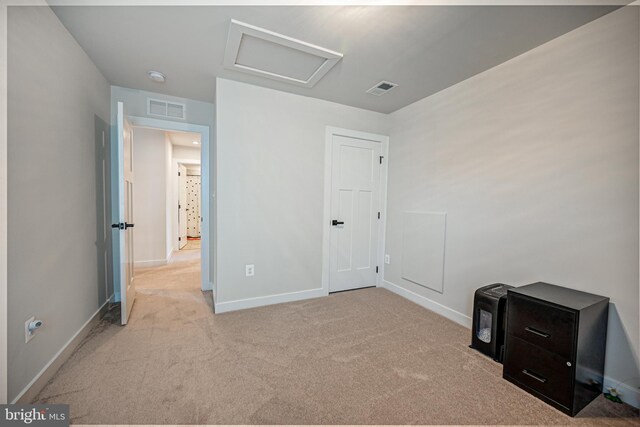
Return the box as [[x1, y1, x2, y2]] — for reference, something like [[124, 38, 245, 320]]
[[224, 19, 343, 88], [366, 81, 398, 96], [147, 98, 186, 120]]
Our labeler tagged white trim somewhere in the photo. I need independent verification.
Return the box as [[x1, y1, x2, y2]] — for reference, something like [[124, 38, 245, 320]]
[[604, 376, 640, 409], [223, 19, 342, 88], [322, 126, 389, 295], [214, 288, 325, 314], [382, 280, 472, 328], [11, 300, 110, 404], [0, 2, 7, 405], [134, 258, 169, 268], [127, 116, 211, 292], [378, 137, 390, 287]]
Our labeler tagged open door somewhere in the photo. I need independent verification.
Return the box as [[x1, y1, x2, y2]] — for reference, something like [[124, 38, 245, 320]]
[[112, 101, 136, 325], [178, 164, 188, 249]]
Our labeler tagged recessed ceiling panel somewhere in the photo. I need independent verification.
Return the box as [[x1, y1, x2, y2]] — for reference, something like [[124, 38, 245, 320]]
[[224, 19, 343, 88], [236, 34, 326, 82]]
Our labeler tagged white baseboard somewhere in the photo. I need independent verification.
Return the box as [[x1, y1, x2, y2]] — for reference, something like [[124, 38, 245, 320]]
[[134, 258, 168, 268], [604, 376, 640, 409], [12, 300, 110, 404], [382, 280, 472, 328], [214, 288, 326, 314]]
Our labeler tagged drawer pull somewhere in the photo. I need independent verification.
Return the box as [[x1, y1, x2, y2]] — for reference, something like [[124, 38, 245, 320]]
[[525, 327, 550, 338], [522, 369, 547, 383]]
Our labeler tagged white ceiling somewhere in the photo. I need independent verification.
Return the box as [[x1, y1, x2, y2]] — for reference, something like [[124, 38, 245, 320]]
[[166, 131, 201, 148], [50, 5, 619, 113]]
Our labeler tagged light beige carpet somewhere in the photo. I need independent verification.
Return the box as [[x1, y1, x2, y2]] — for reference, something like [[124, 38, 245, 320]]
[[34, 257, 638, 425], [184, 238, 201, 250]]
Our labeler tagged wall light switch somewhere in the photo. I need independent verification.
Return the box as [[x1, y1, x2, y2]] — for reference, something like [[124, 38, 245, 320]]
[[245, 264, 255, 277], [385, 254, 391, 264]]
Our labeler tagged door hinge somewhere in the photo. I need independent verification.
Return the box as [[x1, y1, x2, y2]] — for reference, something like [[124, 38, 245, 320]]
[[179, 237, 181, 241], [178, 171, 181, 176], [379, 156, 384, 165], [376, 266, 379, 273], [378, 212, 381, 219]]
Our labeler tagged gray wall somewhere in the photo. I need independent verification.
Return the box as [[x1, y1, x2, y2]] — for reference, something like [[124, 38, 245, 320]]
[[215, 78, 389, 305], [385, 7, 639, 387], [7, 6, 110, 401]]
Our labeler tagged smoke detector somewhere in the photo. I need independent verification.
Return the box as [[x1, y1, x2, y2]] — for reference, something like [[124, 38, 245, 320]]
[[147, 70, 166, 83], [366, 81, 398, 96]]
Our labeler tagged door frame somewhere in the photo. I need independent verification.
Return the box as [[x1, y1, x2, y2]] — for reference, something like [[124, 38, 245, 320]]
[[125, 115, 211, 292], [321, 126, 389, 295]]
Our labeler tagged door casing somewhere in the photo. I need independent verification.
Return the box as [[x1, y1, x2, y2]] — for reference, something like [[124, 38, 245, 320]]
[[321, 126, 389, 295], [114, 115, 211, 293]]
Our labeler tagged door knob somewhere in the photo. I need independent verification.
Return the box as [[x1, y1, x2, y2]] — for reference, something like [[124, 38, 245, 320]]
[[111, 223, 125, 230], [125, 222, 135, 229], [331, 220, 344, 226]]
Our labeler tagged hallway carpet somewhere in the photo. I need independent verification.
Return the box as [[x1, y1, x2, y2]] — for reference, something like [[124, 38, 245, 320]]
[[184, 238, 201, 250], [34, 260, 637, 425]]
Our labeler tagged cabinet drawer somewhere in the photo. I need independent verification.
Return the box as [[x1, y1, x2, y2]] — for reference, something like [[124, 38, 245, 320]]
[[504, 335, 573, 409], [507, 294, 575, 358]]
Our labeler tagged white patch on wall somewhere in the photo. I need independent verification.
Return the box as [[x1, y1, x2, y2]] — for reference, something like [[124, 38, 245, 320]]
[[401, 212, 447, 293], [147, 98, 186, 120]]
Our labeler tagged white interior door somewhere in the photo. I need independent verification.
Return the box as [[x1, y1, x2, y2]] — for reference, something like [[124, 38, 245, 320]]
[[112, 102, 136, 325], [329, 134, 381, 292], [178, 164, 188, 249]]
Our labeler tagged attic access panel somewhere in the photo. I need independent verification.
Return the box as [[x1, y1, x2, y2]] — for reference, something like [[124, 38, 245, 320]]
[[224, 19, 343, 88]]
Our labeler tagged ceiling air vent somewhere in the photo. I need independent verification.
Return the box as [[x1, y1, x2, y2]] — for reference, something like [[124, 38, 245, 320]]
[[147, 98, 186, 120], [366, 81, 398, 96]]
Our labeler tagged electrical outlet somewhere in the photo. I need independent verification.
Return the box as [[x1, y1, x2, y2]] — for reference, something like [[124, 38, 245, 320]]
[[245, 264, 255, 277], [385, 254, 391, 264], [25, 316, 35, 343]]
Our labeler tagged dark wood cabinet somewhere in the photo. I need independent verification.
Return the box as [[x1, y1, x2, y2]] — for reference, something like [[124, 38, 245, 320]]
[[503, 282, 609, 416]]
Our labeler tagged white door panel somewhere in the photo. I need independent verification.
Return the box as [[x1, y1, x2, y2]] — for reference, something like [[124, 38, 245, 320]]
[[329, 135, 381, 292], [113, 101, 136, 325]]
